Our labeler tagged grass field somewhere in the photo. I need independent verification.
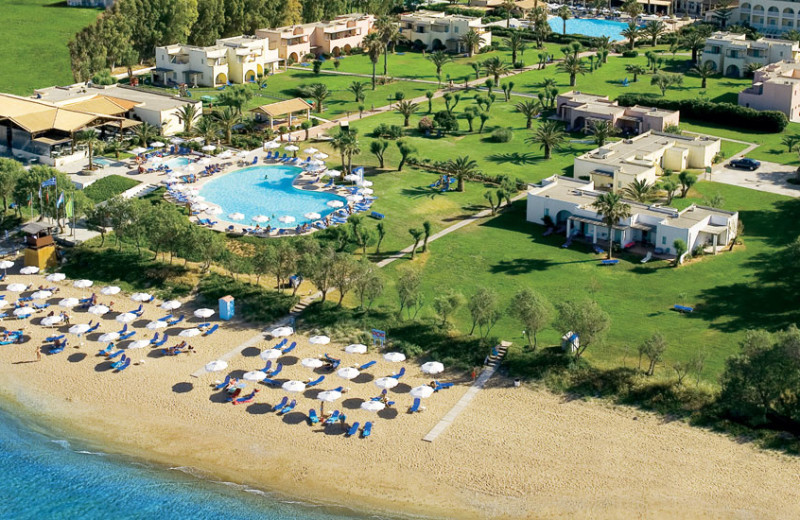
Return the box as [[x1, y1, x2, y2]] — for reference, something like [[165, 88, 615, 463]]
[[0, 0, 99, 95]]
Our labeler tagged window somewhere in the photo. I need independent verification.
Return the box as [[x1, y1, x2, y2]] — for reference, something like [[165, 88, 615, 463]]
[[661, 236, 666, 245], [544, 208, 549, 217], [454, 26, 459, 33]]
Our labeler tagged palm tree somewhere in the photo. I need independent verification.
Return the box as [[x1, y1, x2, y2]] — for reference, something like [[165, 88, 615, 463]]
[[591, 192, 632, 260], [395, 100, 419, 127], [625, 64, 647, 82], [299, 83, 330, 113], [589, 120, 619, 147], [460, 29, 482, 57], [75, 129, 101, 170], [506, 31, 527, 65], [376, 16, 400, 77], [621, 0, 643, 19], [515, 99, 541, 129], [557, 5, 571, 35], [501, 0, 517, 28], [622, 179, 656, 202], [103, 139, 124, 159], [176, 103, 199, 134], [690, 61, 717, 88], [445, 156, 480, 192], [212, 107, 241, 143], [621, 21, 640, 51], [643, 20, 667, 47], [347, 81, 366, 102], [131, 122, 159, 146], [557, 54, 587, 87], [595, 36, 612, 63], [427, 50, 452, 87], [482, 56, 511, 85], [195, 116, 219, 146], [362, 32, 384, 90], [681, 30, 705, 63], [408, 228, 423, 259], [525, 120, 565, 160]]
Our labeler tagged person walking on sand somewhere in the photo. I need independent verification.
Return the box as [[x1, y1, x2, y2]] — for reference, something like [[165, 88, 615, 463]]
[[34, 345, 41, 362]]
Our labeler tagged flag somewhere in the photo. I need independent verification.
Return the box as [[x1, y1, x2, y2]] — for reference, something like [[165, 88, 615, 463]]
[[65, 197, 74, 218], [40, 177, 56, 188], [56, 192, 65, 208]]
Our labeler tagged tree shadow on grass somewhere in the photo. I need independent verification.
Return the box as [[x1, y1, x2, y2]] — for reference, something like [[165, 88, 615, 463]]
[[486, 152, 540, 165]]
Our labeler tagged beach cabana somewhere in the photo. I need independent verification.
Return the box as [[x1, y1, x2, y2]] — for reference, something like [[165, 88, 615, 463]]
[[250, 98, 312, 130]]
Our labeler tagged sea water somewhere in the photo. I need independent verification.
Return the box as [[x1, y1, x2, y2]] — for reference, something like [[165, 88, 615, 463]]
[[0, 406, 392, 520]]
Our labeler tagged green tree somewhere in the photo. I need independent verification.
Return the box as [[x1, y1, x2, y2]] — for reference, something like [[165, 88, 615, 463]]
[[509, 289, 553, 350], [591, 192, 632, 259], [75, 130, 101, 171], [621, 0, 643, 18], [195, 116, 219, 145], [363, 32, 384, 89], [506, 31, 527, 65], [557, 54, 587, 87], [397, 265, 423, 319], [460, 29, 482, 57], [589, 119, 618, 147], [131, 122, 160, 147], [375, 221, 386, 254], [299, 83, 330, 113], [331, 253, 358, 306], [680, 30, 706, 63], [643, 20, 667, 46], [376, 15, 401, 77], [515, 99, 541, 129], [525, 120, 565, 160], [425, 90, 434, 113], [370, 139, 389, 168], [651, 72, 683, 96], [625, 64, 647, 82], [445, 156, 480, 192], [678, 170, 697, 197], [658, 177, 679, 205], [347, 81, 366, 102], [176, 103, 200, 134], [422, 220, 432, 252], [396, 139, 416, 171], [395, 100, 419, 127], [408, 227, 423, 259], [621, 178, 656, 202], [621, 21, 641, 50], [557, 5, 571, 34], [639, 332, 668, 375], [427, 50, 452, 87], [468, 286, 501, 337], [673, 239, 687, 266], [483, 56, 511, 85], [690, 61, 717, 88], [433, 290, 463, 327], [555, 299, 611, 360], [212, 106, 241, 143], [0, 158, 22, 216]]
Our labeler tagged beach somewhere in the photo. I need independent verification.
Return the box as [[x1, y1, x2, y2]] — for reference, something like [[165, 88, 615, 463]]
[[0, 270, 799, 520]]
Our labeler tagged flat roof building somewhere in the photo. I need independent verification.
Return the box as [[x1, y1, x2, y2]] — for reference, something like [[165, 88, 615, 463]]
[[702, 31, 799, 77], [256, 14, 375, 62], [557, 91, 680, 135], [399, 10, 491, 53], [739, 60, 800, 122]]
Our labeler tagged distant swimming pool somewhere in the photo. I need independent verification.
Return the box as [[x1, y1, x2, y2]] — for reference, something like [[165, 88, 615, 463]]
[[548, 17, 630, 41], [164, 157, 190, 169], [199, 165, 347, 228], [93, 157, 116, 167]]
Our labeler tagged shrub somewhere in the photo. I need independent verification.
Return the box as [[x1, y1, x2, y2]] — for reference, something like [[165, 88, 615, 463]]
[[231, 134, 262, 150], [418, 117, 434, 133], [372, 123, 404, 139], [513, 60, 525, 69], [84, 175, 140, 203], [91, 69, 116, 85], [433, 110, 459, 133], [621, 50, 639, 58], [491, 127, 513, 143]]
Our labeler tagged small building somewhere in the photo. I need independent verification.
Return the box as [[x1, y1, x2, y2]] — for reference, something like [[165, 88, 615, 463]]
[[732, 0, 800, 36], [22, 223, 57, 269], [573, 131, 721, 193], [250, 98, 312, 129], [255, 25, 315, 63], [255, 14, 375, 62], [738, 60, 800, 122], [398, 10, 492, 52], [557, 91, 680, 135], [526, 176, 739, 256], [702, 31, 799, 77]]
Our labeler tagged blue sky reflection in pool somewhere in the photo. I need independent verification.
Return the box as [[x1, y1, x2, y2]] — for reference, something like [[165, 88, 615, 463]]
[[547, 18, 630, 40], [199, 165, 347, 228], [164, 157, 191, 169]]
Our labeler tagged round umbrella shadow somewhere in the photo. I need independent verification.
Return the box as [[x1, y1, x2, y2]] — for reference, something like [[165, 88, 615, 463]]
[[341, 398, 363, 410], [282, 411, 308, 425], [241, 346, 260, 357], [133, 319, 149, 329], [147, 349, 163, 358], [392, 383, 412, 394], [229, 369, 246, 379], [67, 352, 87, 363], [172, 382, 194, 393], [209, 392, 230, 404], [302, 388, 320, 399], [281, 355, 299, 366], [352, 373, 374, 385], [378, 407, 399, 420], [94, 361, 114, 372], [246, 403, 272, 415]]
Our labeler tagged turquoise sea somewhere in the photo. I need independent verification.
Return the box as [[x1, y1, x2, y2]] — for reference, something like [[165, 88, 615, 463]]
[[0, 405, 396, 520]]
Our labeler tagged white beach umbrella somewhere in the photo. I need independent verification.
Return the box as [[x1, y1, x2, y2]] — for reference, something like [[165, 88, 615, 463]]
[[41, 315, 63, 327], [327, 200, 344, 208], [313, 152, 328, 160], [206, 206, 223, 215], [68, 324, 91, 335], [170, 137, 185, 144], [304, 212, 321, 220], [301, 357, 324, 368], [7, 283, 27, 292], [345, 343, 367, 354], [260, 348, 282, 361], [58, 298, 79, 308], [359, 180, 373, 187], [98, 332, 120, 342], [308, 159, 324, 167], [128, 339, 151, 349], [218, 150, 233, 159], [0, 260, 13, 273], [303, 147, 318, 155], [383, 352, 406, 363], [309, 335, 330, 345], [346, 194, 363, 203], [31, 290, 52, 300], [116, 312, 137, 324], [131, 293, 152, 302], [146, 320, 167, 330], [150, 141, 165, 148], [270, 326, 293, 337], [88, 305, 110, 316], [324, 169, 340, 177], [278, 215, 296, 224], [20, 266, 40, 275], [282, 380, 306, 393], [374, 377, 399, 390], [100, 285, 120, 296], [228, 212, 245, 221], [73, 279, 93, 289], [13, 307, 34, 317], [243, 370, 267, 382], [161, 300, 182, 311], [421, 361, 444, 375], [252, 215, 269, 223], [0, 300, 8, 309], [264, 141, 280, 150], [179, 328, 202, 338], [201, 144, 216, 152], [205, 360, 228, 372], [284, 145, 299, 152], [192, 203, 209, 213], [410, 385, 435, 399], [317, 390, 342, 403], [337, 367, 360, 380], [46, 273, 66, 283], [360, 400, 385, 412], [194, 308, 215, 319], [344, 174, 359, 182], [131, 147, 147, 154], [237, 150, 249, 158], [358, 188, 374, 195]]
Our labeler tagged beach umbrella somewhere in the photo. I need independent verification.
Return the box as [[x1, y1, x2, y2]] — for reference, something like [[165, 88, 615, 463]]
[[243, 370, 267, 382], [360, 400, 385, 412], [278, 215, 296, 224], [421, 361, 444, 375], [100, 286, 120, 296], [303, 147, 318, 155], [179, 328, 202, 338], [270, 326, 293, 337], [0, 300, 8, 309], [201, 144, 216, 152], [374, 377, 399, 390], [150, 141, 165, 148], [359, 180, 373, 187], [260, 349, 282, 361], [98, 332, 120, 342], [205, 360, 228, 372], [282, 380, 306, 393], [131, 147, 147, 155], [194, 308, 215, 319], [20, 266, 39, 275], [31, 290, 52, 300], [344, 174, 359, 182], [116, 312, 137, 324], [325, 169, 341, 177], [161, 300, 182, 311], [0, 260, 13, 274], [336, 367, 360, 380], [410, 385, 435, 399], [7, 283, 27, 292], [191, 203, 209, 212], [383, 352, 406, 363], [264, 141, 280, 150], [313, 152, 328, 160], [228, 212, 245, 221], [252, 215, 269, 223], [73, 279, 93, 289], [41, 315, 63, 327], [308, 159, 324, 167], [218, 150, 233, 159], [346, 194, 363, 203], [206, 206, 223, 215], [58, 298, 79, 308], [309, 335, 330, 345], [13, 307, 34, 317], [237, 150, 249, 159], [327, 200, 344, 208], [317, 390, 342, 403], [358, 188, 374, 195], [170, 137, 185, 144], [68, 324, 91, 335], [128, 339, 151, 349], [301, 357, 324, 368], [88, 305, 110, 316], [131, 293, 152, 302], [345, 343, 367, 354], [304, 212, 321, 220], [284, 145, 299, 152], [46, 273, 66, 283], [146, 320, 167, 330]]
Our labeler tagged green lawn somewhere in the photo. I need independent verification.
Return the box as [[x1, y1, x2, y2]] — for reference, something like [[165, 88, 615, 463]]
[[0, 0, 99, 95], [371, 182, 800, 383], [682, 120, 800, 166]]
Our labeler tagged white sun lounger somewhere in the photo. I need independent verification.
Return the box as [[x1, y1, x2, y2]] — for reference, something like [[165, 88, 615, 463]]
[[641, 252, 652, 264]]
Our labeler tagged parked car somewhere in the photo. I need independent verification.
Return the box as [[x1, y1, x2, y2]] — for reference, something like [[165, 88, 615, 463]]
[[728, 158, 761, 171]]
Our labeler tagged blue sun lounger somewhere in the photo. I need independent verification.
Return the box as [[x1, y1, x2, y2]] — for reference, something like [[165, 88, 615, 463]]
[[266, 362, 282, 377], [152, 334, 168, 347], [325, 411, 340, 424], [98, 343, 114, 356], [389, 367, 405, 379], [433, 381, 453, 391], [119, 331, 135, 341], [272, 396, 288, 412], [306, 376, 325, 387], [277, 399, 297, 415], [358, 360, 376, 370], [203, 324, 219, 336], [167, 314, 184, 326], [111, 354, 128, 370], [115, 357, 131, 371], [107, 349, 125, 360], [117, 324, 128, 335], [346, 422, 360, 437], [281, 342, 296, 354], [49, 343, 66, 354], [260, 361, 272, 373], [130, 304, 143, 316], [158, 314, 172, 322], [601, 259, 619, 265], [87, 322, 100, 333], [214, 375, 232, 390], [408, 398, 421, 413], [361, 422, 372, 438], [261, 377, 281, 387], [674, 304, 694, 313], [233, 390, 257, 405], [273, 338, 287, 349], [46, 334, 65, 343], [308, 409, 320, 424]]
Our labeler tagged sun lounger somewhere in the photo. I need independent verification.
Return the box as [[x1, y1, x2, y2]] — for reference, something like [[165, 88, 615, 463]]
[[346, 422, 360, 437], [152, 334, 168, 347], [261, 377, 281, 387], [130, 304, 143, 315], [308, 409, 320, 424], [278, 399, 297, 415], [87, 322, 100, 333], [266, 362, 282, 377], [623, 241, 635, 249], [271, 397, 288, 413], [119, 331, 135, 340], [361, 422, 372, 438], [433, 381, 453, 392], [331, 386, 344, 392], [233, 389, 258, 405], [265, 151, 273, 160], [214, 375, 232, 390], [167, 315, 184, 326], [325, 411, 340, 424], [369, 211, 384, 220], [107, 349, 125, 360], [281, 342, 296, 354], [118, 324, 128, 335], [306, 376, 325, 387], [260, 361, 272, 373], [48, 344, 66, 354], [203, 324, 219, 336], [358, 360, 376, 370], [389, 367, 405, 379], [115, 357, 131, 372], [33, 303, 49, 310], [98, 344, 114, 356], [111, 354, 128, 370], [641, 252, 652, 263], [158, 314, 172, 322], [593, 244, 605, 255], [46, 334, 65, 342], [273, 338, 287, 349], [408, 398, 421, 413], [673, 304, 694, 313], [226, 387, 242, 401], [601, 259, 619, 265]]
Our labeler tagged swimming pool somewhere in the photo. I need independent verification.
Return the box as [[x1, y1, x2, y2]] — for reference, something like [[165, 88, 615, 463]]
[[547, 17, 630, 41], [93, 157, 117, 167], [199, 165, 348, 228], [164, 157, 191, 169]]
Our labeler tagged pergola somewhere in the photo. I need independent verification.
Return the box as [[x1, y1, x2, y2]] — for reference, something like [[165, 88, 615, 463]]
[[250, 98, 312, 129]]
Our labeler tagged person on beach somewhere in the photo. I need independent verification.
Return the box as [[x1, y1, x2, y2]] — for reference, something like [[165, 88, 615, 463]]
[[34, 345, 41, 362]]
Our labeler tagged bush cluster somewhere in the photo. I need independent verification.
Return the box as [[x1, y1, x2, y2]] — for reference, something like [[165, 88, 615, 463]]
[[491, 127, 513, 143]]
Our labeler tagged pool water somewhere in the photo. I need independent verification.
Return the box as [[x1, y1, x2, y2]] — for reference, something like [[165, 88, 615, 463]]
[[199, 165, 347, 228], [548, 17, 630, 41], [93, 157, 115, 167], [164, 156, 191, 169]]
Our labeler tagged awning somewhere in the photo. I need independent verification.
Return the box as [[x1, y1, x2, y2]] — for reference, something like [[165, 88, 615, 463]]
[[250, 98, 312, 118], [701, 225, 727, 235], [569, 215, 626, 230], [33, 136, 71, 146], [630, 222, 656, 231], [153, 67, 173, 72], [102, 119, 141, 129]]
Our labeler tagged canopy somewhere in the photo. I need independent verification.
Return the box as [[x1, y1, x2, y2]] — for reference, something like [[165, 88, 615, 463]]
[[251, 98, 312, 118]]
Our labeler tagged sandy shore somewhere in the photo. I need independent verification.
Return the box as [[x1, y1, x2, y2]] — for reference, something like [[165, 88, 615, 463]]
[[0, 269, 798, 520]]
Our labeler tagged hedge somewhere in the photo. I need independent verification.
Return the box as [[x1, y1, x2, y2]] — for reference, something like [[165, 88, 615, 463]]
[[615, 93, 789, 133], [84, 175, 140, 203]]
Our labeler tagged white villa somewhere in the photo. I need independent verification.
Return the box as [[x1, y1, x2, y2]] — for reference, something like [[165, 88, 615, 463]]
[[255, 14, 376, 62], [557, 91, 680, 135], [154, 35, 281, 88], [702, 32, 799, 77], [574, 131, 721, 193], [398, 11, 491, 52], [733, 0, 800, 36], [739, 60, 800, 122], [526, 176, 739, 256]]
